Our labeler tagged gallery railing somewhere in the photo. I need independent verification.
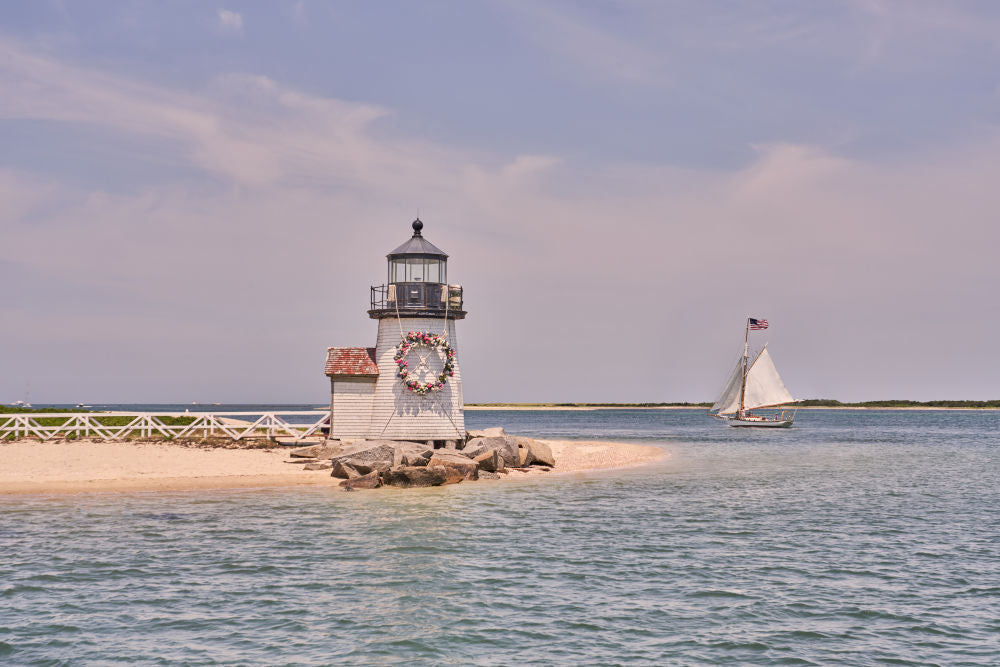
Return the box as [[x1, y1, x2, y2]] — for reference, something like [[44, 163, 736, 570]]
[[369, 283, 464, 315], [0, 411, 330, 442]]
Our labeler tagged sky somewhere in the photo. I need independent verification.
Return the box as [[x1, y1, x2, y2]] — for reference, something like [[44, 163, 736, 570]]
[[2, 1, 999, 404]]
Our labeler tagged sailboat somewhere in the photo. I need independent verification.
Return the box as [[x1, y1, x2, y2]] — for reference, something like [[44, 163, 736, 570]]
[[710, 317, 797, 427]]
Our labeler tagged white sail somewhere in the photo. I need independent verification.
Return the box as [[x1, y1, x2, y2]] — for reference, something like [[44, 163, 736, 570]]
[[743, 347, 795, 410], [712, 360, 744, 415]]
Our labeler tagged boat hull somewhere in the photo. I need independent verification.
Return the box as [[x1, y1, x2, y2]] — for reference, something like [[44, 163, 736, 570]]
[[725, 417, 793, 428]]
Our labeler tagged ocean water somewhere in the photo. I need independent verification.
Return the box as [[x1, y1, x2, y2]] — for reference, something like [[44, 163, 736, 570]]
[[2, 408, 999, 665]]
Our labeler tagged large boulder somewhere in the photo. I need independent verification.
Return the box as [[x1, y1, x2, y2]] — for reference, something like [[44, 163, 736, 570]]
[[343, 458, 392, 476], [466, 427, 506, 439], [459, 438, 482, 457], [463, 436, 509, 460], [383, 465, 452, 488], [461, 437, 492, 459], [289, 443, 342, 459], [339, 471, 381, 490], [473, 448, 505, 473], [516, 438, 535, 466], [393, 442, 434, 467], [427, 452, 479, 481], [330, 440, 396, 468], [463, 435, 554, 467], [493, 437, 522, 468], [509, 437, 554, 467], [404, 451, 432, 467], [330, 459, 361, 479], [524, 438, 555, 467]]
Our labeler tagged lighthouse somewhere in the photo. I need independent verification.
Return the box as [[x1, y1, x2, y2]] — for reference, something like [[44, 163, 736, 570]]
[[325, 219, 466, 444]]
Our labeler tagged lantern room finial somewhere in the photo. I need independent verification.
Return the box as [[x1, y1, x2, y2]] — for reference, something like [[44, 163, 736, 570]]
[[412, 218, 423, 236]]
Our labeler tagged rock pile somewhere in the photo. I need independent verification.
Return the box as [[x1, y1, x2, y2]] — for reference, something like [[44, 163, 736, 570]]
[[285, 427, 555, 490]]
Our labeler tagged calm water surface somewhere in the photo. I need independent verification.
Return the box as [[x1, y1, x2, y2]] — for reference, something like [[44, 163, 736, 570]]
[[2, 409, 999, 665]]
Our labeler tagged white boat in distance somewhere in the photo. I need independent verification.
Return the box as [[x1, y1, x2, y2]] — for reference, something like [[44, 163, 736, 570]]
[[710, 318, 797, 427]]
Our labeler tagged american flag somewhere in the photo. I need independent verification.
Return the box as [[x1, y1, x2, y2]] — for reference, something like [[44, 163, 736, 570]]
[[749, 318, 769, 330]]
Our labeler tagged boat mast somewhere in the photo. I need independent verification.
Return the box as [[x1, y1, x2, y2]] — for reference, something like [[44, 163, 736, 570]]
[[739, 317, 749, 418]]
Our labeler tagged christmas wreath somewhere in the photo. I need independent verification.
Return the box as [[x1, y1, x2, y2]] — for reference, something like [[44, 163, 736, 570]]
[[394, 331, 456, 395]]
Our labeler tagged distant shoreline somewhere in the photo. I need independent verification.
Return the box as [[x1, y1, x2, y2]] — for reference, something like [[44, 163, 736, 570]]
[[5, 402, 999, 416]]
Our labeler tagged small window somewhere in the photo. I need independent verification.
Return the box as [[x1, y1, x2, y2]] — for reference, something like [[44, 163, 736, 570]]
[[426, 260, 440, 283], [406, 258, 425, 282], [390, 260, 406, 283]]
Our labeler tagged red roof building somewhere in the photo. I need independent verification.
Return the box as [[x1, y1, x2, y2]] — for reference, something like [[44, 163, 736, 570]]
[[325, 347, 379, 377]]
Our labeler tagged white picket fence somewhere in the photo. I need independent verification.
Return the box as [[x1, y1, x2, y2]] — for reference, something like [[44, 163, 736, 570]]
[[0, 411, 330, 442]]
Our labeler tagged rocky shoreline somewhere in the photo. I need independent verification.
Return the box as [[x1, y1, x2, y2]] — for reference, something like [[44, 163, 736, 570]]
[[0, 433, 666, 495], [286, 427, 556, 490]]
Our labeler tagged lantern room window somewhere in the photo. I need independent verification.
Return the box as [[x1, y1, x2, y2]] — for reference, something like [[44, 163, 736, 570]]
[[426, 260, 441, 283], [389, 258, 446, 284]]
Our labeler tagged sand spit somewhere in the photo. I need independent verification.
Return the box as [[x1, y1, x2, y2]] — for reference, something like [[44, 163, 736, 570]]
[[0, 439, 666, 495]]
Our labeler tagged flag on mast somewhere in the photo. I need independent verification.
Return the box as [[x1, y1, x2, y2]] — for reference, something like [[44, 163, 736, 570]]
[[749, 318, 769, 330]]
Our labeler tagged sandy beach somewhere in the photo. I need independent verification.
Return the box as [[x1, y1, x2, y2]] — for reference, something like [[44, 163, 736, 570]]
[[0, 439, 666, 495]]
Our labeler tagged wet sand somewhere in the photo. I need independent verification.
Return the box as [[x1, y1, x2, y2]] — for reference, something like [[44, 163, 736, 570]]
[[0, 438, 666, 495]]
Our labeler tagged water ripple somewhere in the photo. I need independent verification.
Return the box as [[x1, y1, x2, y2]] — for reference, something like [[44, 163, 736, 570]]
[[2, 409, 999, 664]]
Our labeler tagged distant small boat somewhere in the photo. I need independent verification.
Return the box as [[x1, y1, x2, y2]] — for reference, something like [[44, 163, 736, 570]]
[[13, 400, 32, 408], [710, 317, 797, 427]]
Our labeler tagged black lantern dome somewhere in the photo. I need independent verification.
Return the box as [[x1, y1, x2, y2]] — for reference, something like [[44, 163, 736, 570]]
[[369, 219, 465, 320], [386, 219, 448, 259]]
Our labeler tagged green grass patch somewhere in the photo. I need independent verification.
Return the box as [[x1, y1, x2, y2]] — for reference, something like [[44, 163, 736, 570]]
[[0, 405, 91, 414]]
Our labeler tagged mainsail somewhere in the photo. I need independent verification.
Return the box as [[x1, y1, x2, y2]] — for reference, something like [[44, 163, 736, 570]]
[[712, 346, 795, 415], [742, 347, 795, 410]]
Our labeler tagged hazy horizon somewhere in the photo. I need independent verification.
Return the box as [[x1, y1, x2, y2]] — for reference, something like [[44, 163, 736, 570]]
[[3, 2, 999, 404]]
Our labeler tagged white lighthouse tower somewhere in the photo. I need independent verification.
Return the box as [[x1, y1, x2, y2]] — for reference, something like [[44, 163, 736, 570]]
[[325, 219, 466, 444]]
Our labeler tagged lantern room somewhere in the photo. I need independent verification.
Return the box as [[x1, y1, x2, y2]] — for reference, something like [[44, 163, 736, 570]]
[[369, 219, 465, 319]]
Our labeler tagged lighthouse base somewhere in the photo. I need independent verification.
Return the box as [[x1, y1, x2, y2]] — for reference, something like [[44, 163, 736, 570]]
[[327, 317, 465, 441]]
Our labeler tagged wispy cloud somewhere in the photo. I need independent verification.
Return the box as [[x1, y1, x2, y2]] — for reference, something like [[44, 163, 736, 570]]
[[1, 36, 999, 400], [0, 39, 406, 187], [500, 2, 669, 86], [499, 0, 1000, 88], [216, 8, 244, 34]]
